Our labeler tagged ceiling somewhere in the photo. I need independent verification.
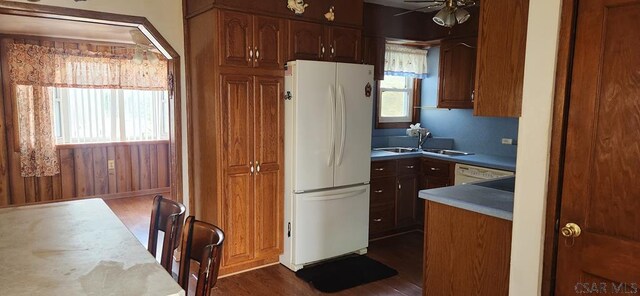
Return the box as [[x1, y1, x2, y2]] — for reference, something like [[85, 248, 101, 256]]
[[0, 14, 138, 45], [364, 0, 443, 12]]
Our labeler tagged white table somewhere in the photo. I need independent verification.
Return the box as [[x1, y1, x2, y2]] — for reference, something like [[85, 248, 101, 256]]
[[0, 199, 185, 296]]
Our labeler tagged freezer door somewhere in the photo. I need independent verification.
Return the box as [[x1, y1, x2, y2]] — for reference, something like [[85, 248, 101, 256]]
[[333, 63, 374, 187], [293, 185, 370, 265], [289, 61, 337, 192]]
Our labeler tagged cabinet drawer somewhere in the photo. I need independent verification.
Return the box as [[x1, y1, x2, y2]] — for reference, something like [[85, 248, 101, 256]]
[[422, 159, 452, 179], [369, 203, 395, 234], [370, 177, 396, 205], [397, 158, 420, 176], [371, 160, 397, 178]]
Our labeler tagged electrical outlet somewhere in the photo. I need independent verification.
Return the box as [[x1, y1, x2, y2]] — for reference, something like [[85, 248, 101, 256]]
[[108, 160, 115, 170], [501, 138, 514, 145]]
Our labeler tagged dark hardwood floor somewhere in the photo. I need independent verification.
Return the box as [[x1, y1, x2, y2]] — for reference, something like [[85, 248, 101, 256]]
[[104, 196, 424, 296]]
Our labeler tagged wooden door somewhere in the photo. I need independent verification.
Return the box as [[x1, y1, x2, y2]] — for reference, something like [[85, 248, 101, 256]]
[[219, 10, 253, 68], [555, 0, 640, 294], [325, 26, 361, 63], [288, 20, 324, 61], [220, 74, 255, 266], [396, 175, 418, 227], [253, 76, 284, 258], [438, 38, 477, 109], [253, 16, 286, 70]]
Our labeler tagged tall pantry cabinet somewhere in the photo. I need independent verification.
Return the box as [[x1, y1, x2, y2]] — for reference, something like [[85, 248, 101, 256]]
[[186, 8, 285, 275]]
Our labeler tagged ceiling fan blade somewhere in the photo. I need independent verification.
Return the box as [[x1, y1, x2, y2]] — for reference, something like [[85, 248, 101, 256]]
[[394, 4, 445, 16]]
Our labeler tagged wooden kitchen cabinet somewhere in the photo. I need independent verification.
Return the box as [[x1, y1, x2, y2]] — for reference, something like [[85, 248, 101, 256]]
[[438, 37, 477, 109], [219, 10, 286, 69], [424, 202, 511, 296], [417, 158, 455, 224], [288, 20, 324, 61], [369, 158, 422, 238], [289, 20, 361, 63], [220, 73, 284, 271], [186, 7, 284, 275], [362, 36, 385, 80], [325, 26, 361, 63], [473, 0, 529, 117]]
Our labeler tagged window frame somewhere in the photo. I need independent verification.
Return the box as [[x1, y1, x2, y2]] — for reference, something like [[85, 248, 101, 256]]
[[50, 87, 170, 145], [375, 76, 422, 129]]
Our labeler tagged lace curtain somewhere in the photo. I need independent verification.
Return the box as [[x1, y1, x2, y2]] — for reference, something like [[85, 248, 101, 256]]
[[8, 43, 168, 177], [384, 44, 429, 79]]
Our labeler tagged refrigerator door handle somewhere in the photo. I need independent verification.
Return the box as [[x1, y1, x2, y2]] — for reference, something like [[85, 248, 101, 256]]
[[337, 85, 347, 166], [327, 85, 336, 167], [300, 188, 367, 201]]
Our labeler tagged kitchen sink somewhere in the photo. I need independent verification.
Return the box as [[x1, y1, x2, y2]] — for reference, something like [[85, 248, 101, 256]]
[[423, 149, 474, 156], [374, 147, 420, 153]]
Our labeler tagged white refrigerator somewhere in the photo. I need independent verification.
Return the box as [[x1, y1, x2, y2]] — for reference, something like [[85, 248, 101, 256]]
[[280, 60, 374, 271]]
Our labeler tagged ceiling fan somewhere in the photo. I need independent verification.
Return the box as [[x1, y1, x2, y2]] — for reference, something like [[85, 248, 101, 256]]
[[394, 0, 477, 28], [129, 30, 160, 64]]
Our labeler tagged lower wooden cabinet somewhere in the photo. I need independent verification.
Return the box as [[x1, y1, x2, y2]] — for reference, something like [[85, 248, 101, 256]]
[[369, 157, 453, 238], [424, 202, 512, 296], [219, 73, 284, 274]]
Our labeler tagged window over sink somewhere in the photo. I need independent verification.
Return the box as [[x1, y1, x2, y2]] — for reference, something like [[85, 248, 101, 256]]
[[376, 75, 421, 128]]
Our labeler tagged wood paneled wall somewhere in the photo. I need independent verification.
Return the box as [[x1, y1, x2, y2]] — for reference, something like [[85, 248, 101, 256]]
[[2, 141, 170, 206]]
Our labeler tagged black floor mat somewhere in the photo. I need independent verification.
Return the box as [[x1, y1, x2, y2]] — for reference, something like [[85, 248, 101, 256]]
[[295, 256, 399, 293]]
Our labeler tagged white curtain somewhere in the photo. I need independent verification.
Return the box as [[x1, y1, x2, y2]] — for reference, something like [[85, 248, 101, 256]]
[[384, 44, 428, 78]]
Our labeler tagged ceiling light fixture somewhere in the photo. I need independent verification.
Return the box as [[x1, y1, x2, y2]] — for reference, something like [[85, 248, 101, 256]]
[[432, 0, 472, 28]]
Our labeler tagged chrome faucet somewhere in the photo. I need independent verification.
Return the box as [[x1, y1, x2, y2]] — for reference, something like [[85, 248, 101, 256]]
[[418, 131, 432, 150]]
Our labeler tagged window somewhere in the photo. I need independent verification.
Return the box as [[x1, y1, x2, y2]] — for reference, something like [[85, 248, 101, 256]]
[[376, 75, 421, 128], [50, 87, 169, 144]]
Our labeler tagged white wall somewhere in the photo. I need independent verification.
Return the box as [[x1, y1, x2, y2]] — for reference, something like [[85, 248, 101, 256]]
[[510, 0, 562, 294], [9, 0, 190, 212]]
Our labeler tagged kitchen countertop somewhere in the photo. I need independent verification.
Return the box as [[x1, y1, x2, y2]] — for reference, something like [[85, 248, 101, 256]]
[[371, 150, 517, 172], [418, 177, 515, 221]]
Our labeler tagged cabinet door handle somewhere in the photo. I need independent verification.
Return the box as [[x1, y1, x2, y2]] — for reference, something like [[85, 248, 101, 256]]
[[374, 168, 385, 171], [330, 45, 335, 57], [471, 90, 475, 102], [374, 189, 384, 193], [373, 218, 382, 222], [398, 183, 402, 190], [430, 167, 441, 171], [405, 165, 415, 169], [320, 43, 325, 58], [254, 46, 259, 62], [256, 161, 261, 173], [248, 47, 253, 61], [250, 161, 254, 175]]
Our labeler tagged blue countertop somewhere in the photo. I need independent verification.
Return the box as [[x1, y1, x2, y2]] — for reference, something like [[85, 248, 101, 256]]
[[418, 177, 516, 221], [371, 150, 516, 172]]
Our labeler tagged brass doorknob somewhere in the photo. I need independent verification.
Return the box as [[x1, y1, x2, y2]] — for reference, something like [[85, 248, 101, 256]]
[[560, 222, 582, 238]]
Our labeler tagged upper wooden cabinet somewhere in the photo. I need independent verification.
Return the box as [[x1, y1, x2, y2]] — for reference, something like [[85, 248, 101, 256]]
[[362, 36, 385, 80], [289, 20, 361, 63], [219, 10, 286, 70], [288, 20, 324, 61], [325, 26, 361, 63], [185, 0, 364, 27], [473, 0, 529, 117], [438, 37, 477, 109]]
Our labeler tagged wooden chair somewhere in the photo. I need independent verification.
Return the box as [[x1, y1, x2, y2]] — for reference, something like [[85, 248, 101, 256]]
[[178, 216, 225, 296], [148, 195, 186, 273]]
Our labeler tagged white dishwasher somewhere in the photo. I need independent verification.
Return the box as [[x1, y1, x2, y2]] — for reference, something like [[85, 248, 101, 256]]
[[454, 164, 514, 185]]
